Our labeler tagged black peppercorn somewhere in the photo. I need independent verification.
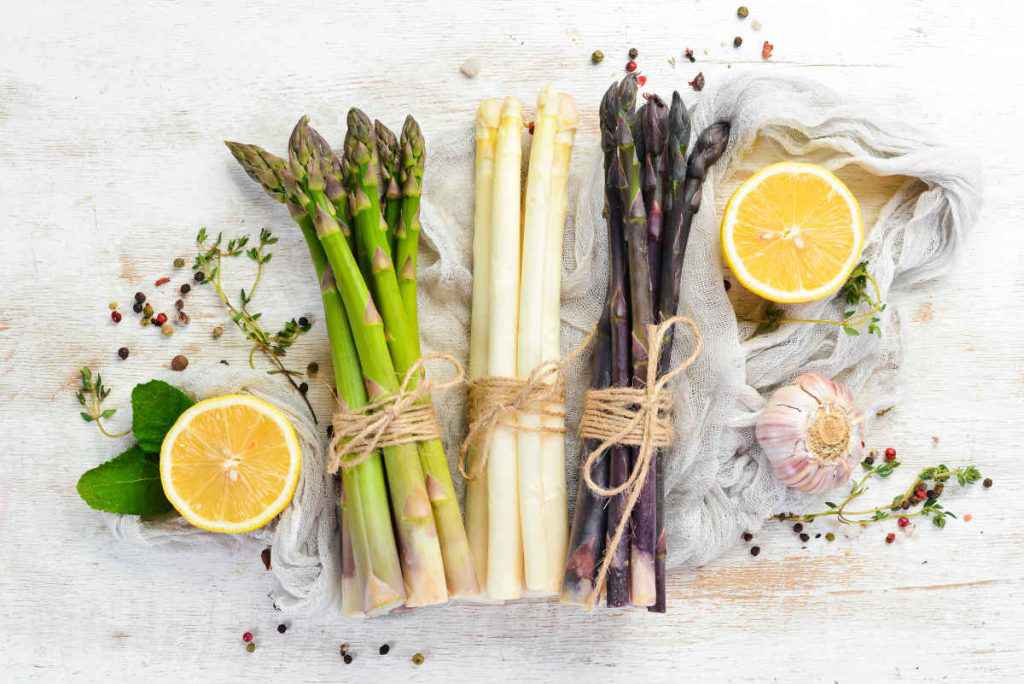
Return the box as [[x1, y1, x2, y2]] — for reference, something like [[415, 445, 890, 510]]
[[307, 361, 319, 377], [299, 382, 309, 395], [343, 654, 353, 664], [298, 316, 310, 329], [117, 347, 129, 360], [742, 531, 753, 542], [628, 47, 639, 59], [983, 478, 993, 488], [792, 523, 803, 533], [194, 271, 205, 283], [379, 644, 390, 655], [180, 283, 191, 295], [133, 302, 143, 314], [750, 546, 760, 557], [277, 623, 287, 634], [799, 533, 810, 542], [134, 291, 146, 303], [175, 299, 185, 311], [733, 36, 743, 48]]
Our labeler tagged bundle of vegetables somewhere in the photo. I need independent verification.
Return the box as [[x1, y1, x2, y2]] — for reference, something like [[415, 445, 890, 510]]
[[226, 110, 477, 616], [465, 86, 579, 599], [562, 75, 730, 611]]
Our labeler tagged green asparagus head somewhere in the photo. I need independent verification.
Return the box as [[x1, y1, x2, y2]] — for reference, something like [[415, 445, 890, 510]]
[[399, 115, 425, 199], [288, 115, 331, 195], [224, 141, 308, 213], [374, 120, 401, 202]]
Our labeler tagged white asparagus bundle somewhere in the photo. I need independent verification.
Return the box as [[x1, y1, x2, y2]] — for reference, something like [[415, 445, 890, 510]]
[[485, 96, 525, 600], [465, 99, 501, 594]]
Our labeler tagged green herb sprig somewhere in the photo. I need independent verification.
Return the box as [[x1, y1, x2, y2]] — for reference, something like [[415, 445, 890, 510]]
[[774, 460, 983, 528], [193, 227, 317, 422], [753, 261, 887, 337], [76, 367, 130, 439]]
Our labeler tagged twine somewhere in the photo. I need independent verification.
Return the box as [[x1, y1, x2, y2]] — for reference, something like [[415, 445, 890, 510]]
[[458, 329, 597, 479], [327, 353, 465, 474], [577, 315, 703, 609]]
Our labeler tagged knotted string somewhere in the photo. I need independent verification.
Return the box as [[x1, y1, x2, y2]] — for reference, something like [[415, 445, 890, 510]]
[[577, 315, 703, 609], [328, 352, 465, 473]]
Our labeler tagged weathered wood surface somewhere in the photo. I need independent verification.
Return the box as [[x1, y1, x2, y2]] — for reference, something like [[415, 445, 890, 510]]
[[1, 1, 1022, 681]]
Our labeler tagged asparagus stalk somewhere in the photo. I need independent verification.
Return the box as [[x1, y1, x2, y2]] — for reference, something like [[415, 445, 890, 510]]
[[517, 85, 560, 593], [641, 95, 669, 302], [649, 92, 692, 613], [486, 97, 525, 600], [561, 306, 612, 604], [223, 141, 405, 615], [289, 118, 450, 607], [614, 87, 659, 608], [342, 111, 479, 599], [601, 79, 636, 608], [466, 99, 502, 592], [396, 116, 425, 339], [539, 91, 577, 591], [374, 120, 402, 250], [338, 478, 364, 617]]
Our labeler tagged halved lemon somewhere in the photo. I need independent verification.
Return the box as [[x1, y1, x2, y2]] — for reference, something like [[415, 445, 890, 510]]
[[721, 161, 864, 303], [160, 394, 302, 534]]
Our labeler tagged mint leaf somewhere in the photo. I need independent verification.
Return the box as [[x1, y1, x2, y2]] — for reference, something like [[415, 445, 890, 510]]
[[76, 445, 174, 515], [132, 380, 194, 453]]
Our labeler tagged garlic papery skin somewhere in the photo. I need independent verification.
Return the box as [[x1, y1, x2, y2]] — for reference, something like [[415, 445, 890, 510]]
[[755, 373, 864, 493]]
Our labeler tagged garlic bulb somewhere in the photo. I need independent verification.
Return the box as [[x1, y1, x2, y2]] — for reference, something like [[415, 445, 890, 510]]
[[756, 373, 863, 493]]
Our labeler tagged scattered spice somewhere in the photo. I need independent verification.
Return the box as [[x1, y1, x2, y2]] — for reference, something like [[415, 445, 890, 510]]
[[761, 40, 774, 59], [799, 532, 810, 542], [180, 283, 191, 295], [733, 36, 743, 48], [177, 311, 190, 325], [194, 271, 205, 283], [884, 447, 897, 461], [261, 547, 272, 570], [459, 57, 481, 79], [689, 72, 705, 91], [154, 276, 171, 287], [298, 316, 310, 330], [212, 325, 224, 339], [343, 654, 353, 665], [591, 50, 604, 65], [173, 257, 186, 268], [108, 301, 118, 310], [134, 292, 146, 304], [637, 75, 647, 87], [885, 532, 896, 544], [898, 517, 910, 528], [684, 48, 695, 63], [155, 312, 168, 326], [339, 643, 349, 656], [307, 361, 319, 377], [242, 631, 253, 643], [117, 347, 129, 360], [750, 545, 761, 557], [628, 47, 639, 59], [111, 310, 122, 323], [825, 532, 835, 542], [737, 6, 749, 18], [140, 317, 150, 327], [792, 522, 803, 533], [412, 652, 425, 666], [983, 478, 993, 488], [143, 303, 154, 317], [161, 323, 174, 336], [625, 60, 637, 73], [175, 299, 185, 311], [752, 19, 762, 31], [246, 642, 256, 653], [298, 382, 309, 395], [963, 513, 973, 522], [133, 302, 143, 314], [277, 623, 287, 634], [742, 531, 753, 542], [379, 643, 390, 656], [171, 355, 189, 371]]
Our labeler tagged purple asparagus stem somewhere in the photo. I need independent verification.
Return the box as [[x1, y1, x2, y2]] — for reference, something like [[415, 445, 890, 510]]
[[641, 95, 669, 302]]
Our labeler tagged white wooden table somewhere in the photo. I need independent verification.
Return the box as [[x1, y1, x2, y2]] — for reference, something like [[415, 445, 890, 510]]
[[2, 1, 1022, 681]]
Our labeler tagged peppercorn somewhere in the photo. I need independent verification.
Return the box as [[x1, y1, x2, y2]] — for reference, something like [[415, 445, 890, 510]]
[[412, 653, 425, 666], [591, 49, 604, 65], [628, 47, 638, 59], [737, 6, 749, 18], [175, 299, 185, 311], [898, 517, 910, 528], [212, 325, 224, 339], [815, 533, 821, 539], [133, 302, 143, 314], [884, 447, 896, 461], [733, 36, 743, 48], [299, 382, 309, 395], [108, 301, 119, 311], [933, 483, 944, 496], [742, 531, 753, 542], [689, 72, 705, 91], [825, 532, 835, 542], [155, 312, 168, 325], [140, 317, 150, 327], [135, 292, 146, 304], [339, 643, 349, 656], [111, 310, 122, 323], [143, 303, 154, 317], [173, 257, 186, 268], [178, 311, 190, 325], [926, 489, 935, 499], [625, 60, 637, 73], [161, 323, 173, 336], [799, 533, 810, 542], [684, 48, 695, 63], [885, 532, 896, 544], [379, 644, 390, 655], [118, 347, 129, 360], [171, 354, 189, 371], [343, 654, 353, 665], [180, 283, 191, 295], [194, 271, 205, 283], [792, 522, 803, 533], [750, 545, 760, 556], [242, 631, 253, 643], [246, 642, 256, 653], [983, 478, 993, 488], [298, 316, 310, 329], [915, 489, 927, 501], [307, 361, 319, 377], [863, 455, 875, 466], [277, 624, 287, 634], [637, 75, 647, 87]]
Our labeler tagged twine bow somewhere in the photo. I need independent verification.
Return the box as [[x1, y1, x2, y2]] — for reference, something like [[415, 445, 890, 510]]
[[577, 315, 703, 609], [328, 352, 465, 473]]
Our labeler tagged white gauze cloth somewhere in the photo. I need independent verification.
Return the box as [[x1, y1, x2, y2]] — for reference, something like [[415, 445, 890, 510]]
[[107, 72, 981, 612]]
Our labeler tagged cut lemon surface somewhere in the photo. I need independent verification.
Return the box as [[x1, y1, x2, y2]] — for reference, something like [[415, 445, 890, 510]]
[[159, 394, 301, 534], [721, 161, 864, 303]]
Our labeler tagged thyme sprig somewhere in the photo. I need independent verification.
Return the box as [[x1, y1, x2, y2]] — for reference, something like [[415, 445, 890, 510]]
[[753, 261, 887, 336], [775, 461, 983, 528], [193, 226, 317, 423], [76, 367, 130, 439]]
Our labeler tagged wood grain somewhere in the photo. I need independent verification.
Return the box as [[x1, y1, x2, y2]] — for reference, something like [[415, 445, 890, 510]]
[[2, 1, 1022, 681]]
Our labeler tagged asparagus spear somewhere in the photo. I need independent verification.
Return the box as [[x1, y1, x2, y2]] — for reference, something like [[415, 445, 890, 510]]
[[289, 118, 450, 607], [602, 78, 636, 608], [374, 120, 402, 251], [561, 306, 612, 604], [341, 111, 479, 599], [395, 116, 425, 339], [641, 95, 669, 302], [223, 141, 405, 615]]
